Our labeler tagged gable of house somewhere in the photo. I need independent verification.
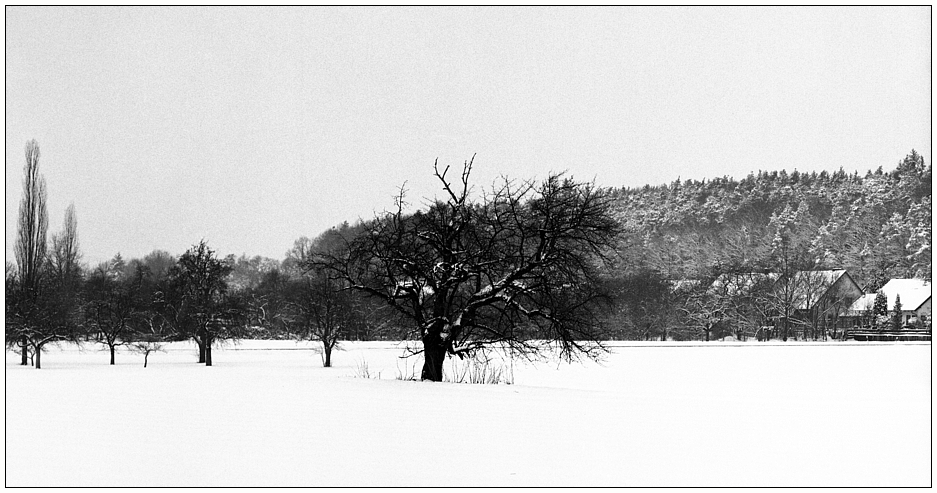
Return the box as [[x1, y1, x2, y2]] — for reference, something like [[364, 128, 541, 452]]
[[847, 293, 877, 315], [789, 269, 861, 311], [915, 297, 931, 319]]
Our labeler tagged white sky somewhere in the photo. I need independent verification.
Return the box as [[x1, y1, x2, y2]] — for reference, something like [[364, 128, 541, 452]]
[[5, 7, 931, 266]]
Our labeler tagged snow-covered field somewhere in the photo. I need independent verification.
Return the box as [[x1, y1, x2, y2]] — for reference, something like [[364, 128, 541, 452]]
[[5, 340, 931, 487]]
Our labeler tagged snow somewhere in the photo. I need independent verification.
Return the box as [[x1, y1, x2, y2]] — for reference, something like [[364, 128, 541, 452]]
[[5, 340, 931, 487]]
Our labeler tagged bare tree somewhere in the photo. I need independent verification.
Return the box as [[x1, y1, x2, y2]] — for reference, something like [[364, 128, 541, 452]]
[[311, 158, 621, 381], [683, 287, 726, 342], [289, 272, 354, 367], [83, 261, 146, 364], [286, 226, 370, 367], [129, 314, 170, 368]]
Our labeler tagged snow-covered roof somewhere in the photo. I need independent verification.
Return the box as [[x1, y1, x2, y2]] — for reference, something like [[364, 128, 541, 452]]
[[847, 278, 932, 313], [668, 279, 702, 293], [793, 269, 847, 286], [707, 272, 779, 297], [882, 279, 930, 311], [846, 293, 877, 315]]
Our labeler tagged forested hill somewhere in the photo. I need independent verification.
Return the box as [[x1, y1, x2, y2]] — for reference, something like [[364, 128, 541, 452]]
[[607, 150, 931, 292]]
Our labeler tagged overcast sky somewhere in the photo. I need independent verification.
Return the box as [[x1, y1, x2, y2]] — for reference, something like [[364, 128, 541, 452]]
[[6, 7, 931, 266]]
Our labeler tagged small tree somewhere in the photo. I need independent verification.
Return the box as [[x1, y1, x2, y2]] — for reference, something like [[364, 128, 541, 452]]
[[286, 226, 371, 366], [83, 258, 147, 365], [683, 289, 725, 342], [290, 273, 353, 367], [892, 294, 903, 330], [872, 290, 888, 329], [10, 268, 83, 369], [129, 314, 170, 368]]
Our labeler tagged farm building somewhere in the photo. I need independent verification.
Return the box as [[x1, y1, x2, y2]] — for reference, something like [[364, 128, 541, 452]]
[[791, 270, 863, 318], [771, 269, 864, 339]]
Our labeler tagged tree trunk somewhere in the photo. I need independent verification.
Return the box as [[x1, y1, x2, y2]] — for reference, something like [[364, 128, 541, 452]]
[[144, 350, 150, 368], [205, 336, 213, 367], [323, 343, 332, 368], [421, 334, 446, 382], [110, 345, 116, 365], [20, 335, 28, 365], [35, 345, 41, 369], [197, 337, 206, 364]]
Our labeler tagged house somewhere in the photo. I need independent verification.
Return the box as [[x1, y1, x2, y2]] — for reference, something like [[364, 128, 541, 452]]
[[847, 278, 932, 327], [694, 272, 780, 339], [847, 293, 878, 326], [790, 269, 863, 312], [775, 269, 863, 336]]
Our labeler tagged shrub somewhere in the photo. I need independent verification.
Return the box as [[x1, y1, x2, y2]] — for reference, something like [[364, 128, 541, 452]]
[[446, 354, 514, 385], [352, 358, 378, 379]]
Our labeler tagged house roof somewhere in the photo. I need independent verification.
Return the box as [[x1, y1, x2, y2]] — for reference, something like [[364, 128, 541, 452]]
[[793, 269, 847, 286], [847, 278, 932, 313], [847, 293, 878, 314], [667, 279, 702, 293], [881, 279, 931, 311], [707, 272, 779, 297]]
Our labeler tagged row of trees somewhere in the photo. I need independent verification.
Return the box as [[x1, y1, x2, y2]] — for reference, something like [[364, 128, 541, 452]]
[[6, 141, 385, 369]]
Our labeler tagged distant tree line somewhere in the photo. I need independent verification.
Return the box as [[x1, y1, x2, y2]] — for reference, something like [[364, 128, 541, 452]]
[[6, 140, 931, 372]]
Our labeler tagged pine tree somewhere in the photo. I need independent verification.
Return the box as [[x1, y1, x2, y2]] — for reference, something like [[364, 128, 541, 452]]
[[872, 291, 888, 317], [872, 291, 888, 329], [892, 294, 903, 330]]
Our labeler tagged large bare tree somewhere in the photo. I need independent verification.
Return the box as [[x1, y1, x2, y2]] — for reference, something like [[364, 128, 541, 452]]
[[311, 158, 621, 381]]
